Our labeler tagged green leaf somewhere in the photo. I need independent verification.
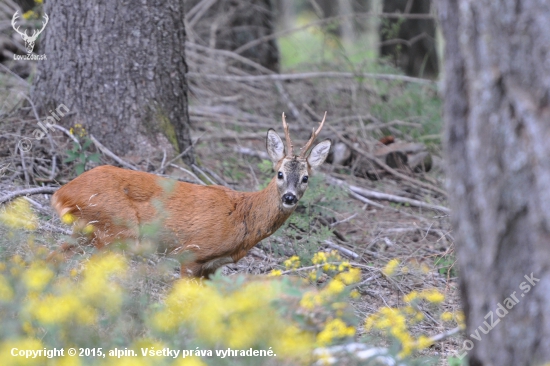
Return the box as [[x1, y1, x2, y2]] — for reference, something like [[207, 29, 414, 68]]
[[82, 138, 92, 150], [63, 153, 78, 163], [76, 164, 85, 176], [89, 153, 101, 163]]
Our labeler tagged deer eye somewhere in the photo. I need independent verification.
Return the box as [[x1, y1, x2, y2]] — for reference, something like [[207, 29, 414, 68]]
[[278, 172, 284, 180], [302, 176, 309, 183]]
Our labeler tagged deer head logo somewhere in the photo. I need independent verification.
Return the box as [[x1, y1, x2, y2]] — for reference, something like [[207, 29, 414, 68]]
[[11, 11, 48, 54]]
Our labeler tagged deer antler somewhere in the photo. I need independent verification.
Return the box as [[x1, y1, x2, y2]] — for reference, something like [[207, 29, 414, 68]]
[[31, 13, 49, 40], [11, 11, 26, 37], [300, 111, 327, 158], [11, 12, 48, 41], [281, 112, 294, 157]]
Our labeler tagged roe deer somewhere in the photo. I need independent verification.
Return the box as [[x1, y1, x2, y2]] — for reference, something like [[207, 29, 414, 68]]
[[51, 113, 331, 277]]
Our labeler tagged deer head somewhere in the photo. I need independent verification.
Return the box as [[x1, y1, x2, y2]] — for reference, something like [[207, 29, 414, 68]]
[[12, 11, 48, 54], [266, 112, 331, 210]]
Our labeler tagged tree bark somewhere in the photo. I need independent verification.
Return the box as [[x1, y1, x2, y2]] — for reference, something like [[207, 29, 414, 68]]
[[439, 0, 550, 364], [33, 0, 195, 166]]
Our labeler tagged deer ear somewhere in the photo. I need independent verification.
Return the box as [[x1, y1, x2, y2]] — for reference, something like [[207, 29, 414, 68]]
[[266, 129, 285, 164], [307, 139, 331, 168]]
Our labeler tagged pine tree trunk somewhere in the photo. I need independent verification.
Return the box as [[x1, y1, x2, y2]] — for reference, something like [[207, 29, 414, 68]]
[[33, 0, 195, 165], [439, 0, 550, 364]]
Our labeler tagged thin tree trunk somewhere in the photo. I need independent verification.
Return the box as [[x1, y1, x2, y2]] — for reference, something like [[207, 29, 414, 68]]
[[33, 0, 195, 166], [439, 0, 550, 364], [338, 0, 355, 45], [185, 0, 279, 72], [380, 0, 438, 77]]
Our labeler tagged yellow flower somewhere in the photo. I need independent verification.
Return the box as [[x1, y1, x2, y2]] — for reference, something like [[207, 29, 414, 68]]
[[440, 311, 454, 322], [79, 253, 127, 313], [30, 293, 96, 325], [300, 292, 322, 310], [312, 252, 327, 265], [364, 314, 376, 330], [155, 278, 315, 361], [382, 259, 399, 276], [350, 289, 360, 299], [415, 335, 433, 349], [22, 10, 35, 19], [336, 267, 361, 285], [70, 124, 87, 138], [0, 198, 38, 230], [82, 224, 94, 234], [421, 289, 445, 304], [0, 338, 44, 364], [316, 318, 355, 346], [22, 262, 54, 292], [308, 271, 318, 282], [22, 321, 34, 335], [268, 269, 282, 276], [283, 256, 300, 269], [413, 311, 424, 322], [455, 311, 465, 329], [324, 279, 345, 295], [338, 261, 351, 272], [403, 291, 419, 303], [61, 213, 76, 224]]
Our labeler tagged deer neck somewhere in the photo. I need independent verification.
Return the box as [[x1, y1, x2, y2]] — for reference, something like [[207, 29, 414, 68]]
[[239, 178, 293, 249]]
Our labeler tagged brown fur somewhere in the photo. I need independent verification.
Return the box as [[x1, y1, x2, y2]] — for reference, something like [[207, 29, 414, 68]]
[[51, 165, 295, 277]]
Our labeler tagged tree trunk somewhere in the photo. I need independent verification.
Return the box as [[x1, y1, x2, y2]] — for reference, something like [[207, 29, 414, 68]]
[[380, 0, 438, 77], [338, 0, 355, 45], [186, 0, 279, 73], [439, 0, 550, 364], [33, 0, 195, 166]]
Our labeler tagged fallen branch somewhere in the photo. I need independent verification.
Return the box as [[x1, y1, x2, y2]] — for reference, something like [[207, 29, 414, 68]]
[[327, 175, 449, 214], [89, 135, 139, 171], [350, 185, 449, 214], [326, 124, 447, 197], [348, 190, 386, 209], [0, 186, 58, 205], [323, 240, 359, 259], [187, 71, 435, 86], [168, 163, 205, 186]]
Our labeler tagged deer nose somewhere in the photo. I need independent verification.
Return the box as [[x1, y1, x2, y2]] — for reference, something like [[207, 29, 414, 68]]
[[282, 193, 297, 206]]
